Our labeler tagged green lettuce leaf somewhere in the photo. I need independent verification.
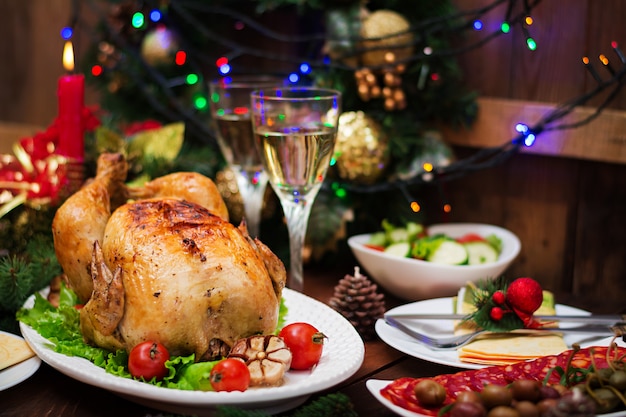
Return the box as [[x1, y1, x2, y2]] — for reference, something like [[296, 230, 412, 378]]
[[16, 284, 289, 391]]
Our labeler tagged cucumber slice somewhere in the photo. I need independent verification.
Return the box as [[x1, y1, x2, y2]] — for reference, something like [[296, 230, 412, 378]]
[[384, 242, 411, 258], [405, 222, 424, 240], [427, 240, 468, 265], [368, 231, 387, 247], [465, 242, 498, 265], [387, 228, 409, 243]]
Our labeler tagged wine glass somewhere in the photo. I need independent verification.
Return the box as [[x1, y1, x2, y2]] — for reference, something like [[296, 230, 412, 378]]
[[209, 75, 284, 238], [250, 87, 341, 292]]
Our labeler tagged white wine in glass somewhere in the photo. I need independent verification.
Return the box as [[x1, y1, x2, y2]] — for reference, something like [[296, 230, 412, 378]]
[[251, 87, 341, 292], [209, 76, 283, 238]]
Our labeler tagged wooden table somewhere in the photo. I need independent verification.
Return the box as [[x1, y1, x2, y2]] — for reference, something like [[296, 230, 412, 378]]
[[0, 260, 620, 417]]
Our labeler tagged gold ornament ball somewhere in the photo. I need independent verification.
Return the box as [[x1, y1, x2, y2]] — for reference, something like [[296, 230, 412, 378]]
[[333, 111, 389, 184], [140, 26, 179, 66], [360, 10, 413, 68], [215, 168, 275, 224], [215, 168, 245, 222]]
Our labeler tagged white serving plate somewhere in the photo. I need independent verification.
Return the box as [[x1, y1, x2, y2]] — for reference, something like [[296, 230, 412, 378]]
[[376, 297, 615, 370], [0, 330, 41, 391], [20, 288, 364, 416]]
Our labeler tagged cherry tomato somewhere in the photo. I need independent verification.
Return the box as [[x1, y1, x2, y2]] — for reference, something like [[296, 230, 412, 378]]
[[455, 233, 486, 243], [209, 358, 250, 392], [279, 322, 326, 370], [363, 244, 385, 252], [128, 341, 170, 381]]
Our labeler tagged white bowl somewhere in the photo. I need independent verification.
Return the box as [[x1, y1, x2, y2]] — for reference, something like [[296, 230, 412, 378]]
[[347, 223, 521, 301]]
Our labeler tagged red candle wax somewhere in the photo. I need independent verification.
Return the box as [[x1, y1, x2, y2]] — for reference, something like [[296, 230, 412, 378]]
[[57, 73, 85, 161]]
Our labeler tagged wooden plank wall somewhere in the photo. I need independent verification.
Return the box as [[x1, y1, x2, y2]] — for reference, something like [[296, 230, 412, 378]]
[[442, 0, 626, 311], [0, 0, 98, 130], [0, 1, 624, 310]]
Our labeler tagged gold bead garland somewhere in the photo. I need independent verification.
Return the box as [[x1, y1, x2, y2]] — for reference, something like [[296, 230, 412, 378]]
[[356, 9, 413, 111]]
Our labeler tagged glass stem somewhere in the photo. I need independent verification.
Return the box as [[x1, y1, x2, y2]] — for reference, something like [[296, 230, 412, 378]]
[[280, 198, 314, 293], [233, 170, 268, 238]]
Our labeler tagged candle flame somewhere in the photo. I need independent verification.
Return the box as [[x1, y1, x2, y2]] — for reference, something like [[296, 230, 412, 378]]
[[63, 41, 75, 72]]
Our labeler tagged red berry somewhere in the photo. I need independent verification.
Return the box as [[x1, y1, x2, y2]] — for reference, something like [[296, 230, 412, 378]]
[[506, 277, 543, 314], [492, 290, 505, 305], [490, 306, 504, 321]]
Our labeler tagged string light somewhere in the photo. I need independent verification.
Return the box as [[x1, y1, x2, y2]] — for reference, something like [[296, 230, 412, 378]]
[[186, 74, 199, 85], [218, 64, 231, 75], [443, 203, 452, 213], [582, 57, 602, 83], [515, 123, 535, 146], [331, 182, 347, 199], [523, 132, 535, 146], [91, 65, 103, 76], [521, 22, 537, 51], [194, 95, 208, 110], [299, 63, 311, 74], [75, 0, 623, 199], [473, 20, 483, 30], [131, 12, 145, 29], [611, 41, 626, 63], [599, 54, 616, 75], [215, 57, 228, 67], [175, 51, 187, 66], [149, 9, 162, 22], [515, 123, 528, 134], [60, 27, 73, 40], [288, 73, 299, 83], [410, 201, 421, 213]]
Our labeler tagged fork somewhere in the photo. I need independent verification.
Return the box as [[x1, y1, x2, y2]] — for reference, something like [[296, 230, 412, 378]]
[[383, 315, 623, 351]]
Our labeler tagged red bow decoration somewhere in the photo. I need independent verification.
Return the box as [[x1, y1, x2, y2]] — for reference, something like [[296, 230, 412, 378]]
[[0, 107, 100, 217]]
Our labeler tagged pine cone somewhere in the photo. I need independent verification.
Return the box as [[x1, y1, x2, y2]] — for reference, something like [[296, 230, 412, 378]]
[[329, 267, 385, 340]]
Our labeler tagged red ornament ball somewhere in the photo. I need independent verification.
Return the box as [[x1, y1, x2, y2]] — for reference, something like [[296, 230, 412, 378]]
[[492, 290, 505, 305], [506, 277, 543, 314], [490, 306, 504, 321]]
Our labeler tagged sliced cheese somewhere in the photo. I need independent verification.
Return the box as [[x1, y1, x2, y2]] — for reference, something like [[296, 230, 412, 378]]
[[454, 284, 564, 365], [458, 333, 567, 366], [0, 332, 35, 371]]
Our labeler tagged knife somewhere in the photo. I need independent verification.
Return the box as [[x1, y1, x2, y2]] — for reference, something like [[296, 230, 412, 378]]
[[384, 313, 626, 325]]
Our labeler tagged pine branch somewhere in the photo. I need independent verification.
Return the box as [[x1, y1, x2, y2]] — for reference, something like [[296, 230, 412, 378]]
[[0, 256, 35, 312]]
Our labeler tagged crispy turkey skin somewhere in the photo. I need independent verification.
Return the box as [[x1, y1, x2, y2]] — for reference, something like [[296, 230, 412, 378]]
[[53, 153, 286, 360], [81, 198, 285, 360]]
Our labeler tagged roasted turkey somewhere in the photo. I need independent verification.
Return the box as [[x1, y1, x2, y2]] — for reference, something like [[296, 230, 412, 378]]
[[52, 153, 286, 360]]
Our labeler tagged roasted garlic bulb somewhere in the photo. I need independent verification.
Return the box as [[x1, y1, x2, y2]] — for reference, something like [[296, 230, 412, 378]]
[[229, 335, 292, 386]]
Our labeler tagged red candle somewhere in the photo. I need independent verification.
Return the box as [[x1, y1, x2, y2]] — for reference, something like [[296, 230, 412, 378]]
[[57, 40, 85, 161]]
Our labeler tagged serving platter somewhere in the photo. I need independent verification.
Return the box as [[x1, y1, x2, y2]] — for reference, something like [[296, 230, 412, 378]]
[[366, 379, 626, 417], [20, 288, 365, 416], [376, 297, 614, 370], [0, 330, 41, 391]]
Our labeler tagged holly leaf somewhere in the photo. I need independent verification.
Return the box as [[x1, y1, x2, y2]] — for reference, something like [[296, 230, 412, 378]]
[[465, 277, 525, 332], [127, 122, 185, 163], [95, 126, 126, 155]]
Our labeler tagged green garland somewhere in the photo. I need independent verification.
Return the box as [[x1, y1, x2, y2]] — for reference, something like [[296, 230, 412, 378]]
[[0, 220, 61, 333]]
